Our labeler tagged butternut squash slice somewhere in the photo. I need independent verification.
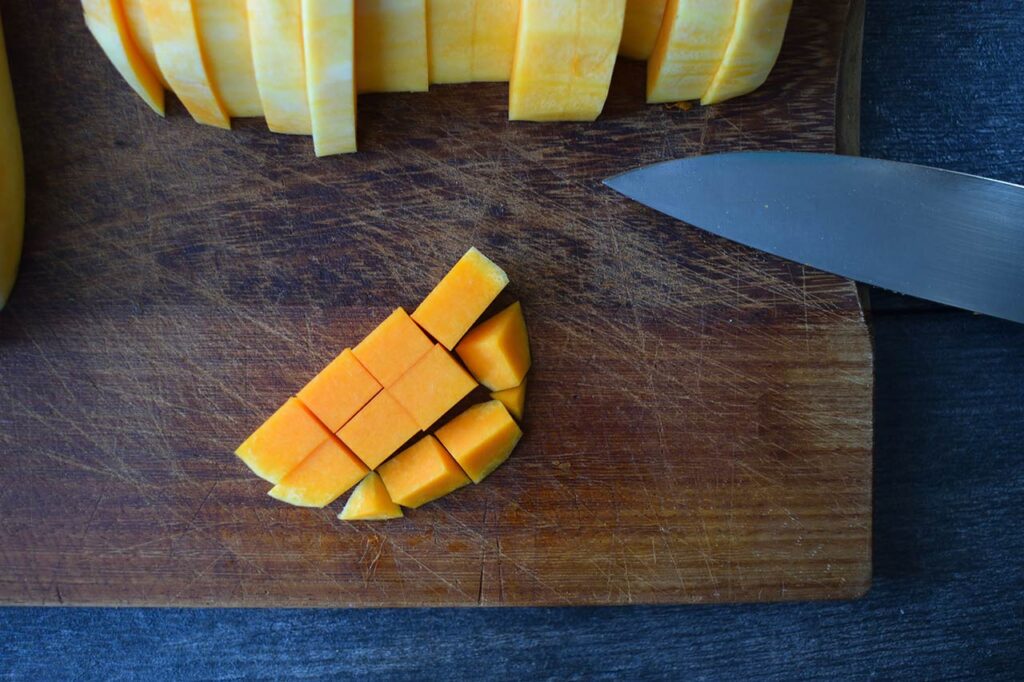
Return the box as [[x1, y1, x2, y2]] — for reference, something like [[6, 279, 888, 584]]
[[702, 0, 792, 105], [302, 0, 357, 155], [377, 435, 470, 508], [435, 400, 522, 483], [353, 307, 434, 387], [339, 472, 403, 520], [269, 435, 369, 508], [236, 397, 333, 484], [194, 0, 262, 117], [121, 0, 168, 88], [619, 0, 667, 60], [455, 301, 530, 391], [646, 0, 738, 104], [337, 390, 421, 469], [82, 0, 165, 115], [355, 0, 429, 93], [427, 0, 520, 84], [388, 344, 478, 431], [490, 378, 526, 422], [247, 0, 312, 134], [296, 348, 381, 432]]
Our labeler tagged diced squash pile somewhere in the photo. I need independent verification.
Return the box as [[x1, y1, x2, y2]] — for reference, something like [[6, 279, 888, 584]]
[[235, 248, 531, 521], [83, 0, 793, 153]]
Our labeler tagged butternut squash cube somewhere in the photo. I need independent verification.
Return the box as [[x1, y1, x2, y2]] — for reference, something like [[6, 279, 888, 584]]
[[427, 0, 520, 84], [508, 0, 627, 122], [619, 0, 668, 60], [296, 348, 381, 431], [302, 0, 357, 156], [455, 301, 530, 391], [194, 0, 263, 117], [377, 435, 470, 508], [435, 400, 522, 483], [122, 0, 168, 88], [82, 0, 165, 115], [236, 397, 332, 484], [353, 307, 434, 387], [646, 0, 738, 104], [338, 390, 420, 468], [339, 472, 403, 520], [388, 344, 478, 430], [247, 0, 313, 134], [490, 378, 526, 422], [411, 247, 509, 350], [141, 0, 230, 128], [268, 435, 369, 507], [701, 0, 793, 105], [355, 0, 429, 93]]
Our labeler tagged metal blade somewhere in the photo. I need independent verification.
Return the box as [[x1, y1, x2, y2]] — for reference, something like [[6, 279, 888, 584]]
[[605, 152, 1024, 324]]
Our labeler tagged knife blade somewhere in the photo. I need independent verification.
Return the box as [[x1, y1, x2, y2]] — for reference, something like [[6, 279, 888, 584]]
[[604, 152, 1024, 324]]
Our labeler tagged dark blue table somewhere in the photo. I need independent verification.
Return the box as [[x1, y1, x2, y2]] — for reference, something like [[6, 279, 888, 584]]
[[2, 1, 1022, 678]]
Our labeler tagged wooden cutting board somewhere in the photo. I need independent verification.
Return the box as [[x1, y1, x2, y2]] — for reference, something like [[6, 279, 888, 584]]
[[0, 0, 871, 606]]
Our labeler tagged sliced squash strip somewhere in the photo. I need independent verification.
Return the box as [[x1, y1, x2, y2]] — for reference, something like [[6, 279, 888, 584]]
[[248, 0, 312, 134], [194, 0, 262, 117], [508, 0, 627, 122], [355, 0, 429, 93], [702, 0, 792, 105], [428, 0, 519, 84], [121, 0, 168, 88], [142, 0, 230, 128], [82, 0, 165, 115], [646, 0, 738, 104], [302, 0, 357, 155], [619, 0, 667, 60], [469, 0, 519, 82]]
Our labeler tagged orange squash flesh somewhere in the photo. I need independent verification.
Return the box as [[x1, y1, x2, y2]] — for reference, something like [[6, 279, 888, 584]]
[[619, 0, 668, 60], [388, 344, 478, 430], [268, 435, 369, 507], [412, 247, 509, 350], [122, 0, 169, 88], [490, 378, 526, 422], [435, 400, 522, 483], [377, 435, 471, 508], [455, 300, 530, 391], [82, 0, 165, 115], [646, 0, 738, 104], [353, 307, 434, 387], [296, 348, 382, 432], [337, 390, 420, 468], [236, 397, 332, 484], [339, 471, 403, 520]]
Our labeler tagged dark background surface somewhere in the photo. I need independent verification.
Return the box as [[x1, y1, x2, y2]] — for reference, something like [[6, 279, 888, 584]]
[[2, 0, 1022, 679]]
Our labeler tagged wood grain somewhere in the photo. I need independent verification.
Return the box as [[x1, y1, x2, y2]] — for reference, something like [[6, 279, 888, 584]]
[[0, 0, 871, 606]]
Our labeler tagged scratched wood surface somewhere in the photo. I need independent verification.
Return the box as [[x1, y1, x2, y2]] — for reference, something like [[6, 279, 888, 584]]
[[0, 0, 870, 606]]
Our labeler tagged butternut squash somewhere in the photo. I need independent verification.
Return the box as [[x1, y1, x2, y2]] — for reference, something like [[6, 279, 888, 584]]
[[236, 397, 333, 484], [82, 0, 165, 115], [268, 435, 369, 507], [121, 0, 168, 88], [296, 348, 381, 432], [646, 0, 737, 104], [619, 0, 667, 60], [302, 0, 357, 156], [427, 0, 520, 84], [455, 301, 530, 391], [247, 0, 313, 134], [0, 11, 23, 312], [339, 472, 403, 520], [141, 0, 230, 128], [337, 390, 420, 468], [355, 0, 429, 93], [388, 344, 478, 430], [412, 247, 508, 350], [194, 0, 263, 117], [508, 0, 627, 122], [490, 378, 526, 422], [435, 400, 521, 483], [353, 307, 434, 387], [377, 435, 470, 508], [702, 0, 793, 105]]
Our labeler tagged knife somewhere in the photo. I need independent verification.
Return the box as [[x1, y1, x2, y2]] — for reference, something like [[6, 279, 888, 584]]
[[604, 152, 1024, 324]]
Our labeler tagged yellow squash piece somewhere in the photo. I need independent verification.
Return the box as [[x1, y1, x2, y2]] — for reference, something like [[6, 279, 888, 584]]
[[0, 11, 23, 311], [296, 348, 382, 432], [142, 0, 230, 128], [508, 0, 627, 122], [236, 397, 333, 484], [490, 378, 526, 422], [455, 301, 530, 391], [377, 435, 471, 508], [353, 307, 434, 387], [268, 435, 369, 507], [412, 247, 509, 350], [435, 400, 522, 483], [337, 390, 421, 469], [388, 344, 478, 430], [302, 0, 357, 156], [619, 0, 667, 60], [122, 0, 168, 87], [427, 0, 520, 84], [194, 0, 262, 117], [646, 0, 738, 103], [247, 0, 312, 134], [82, 0, 165, 115], [702, 0, 792, 105], [355, 0, 429, 93], [339, 472, 403, 520]]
